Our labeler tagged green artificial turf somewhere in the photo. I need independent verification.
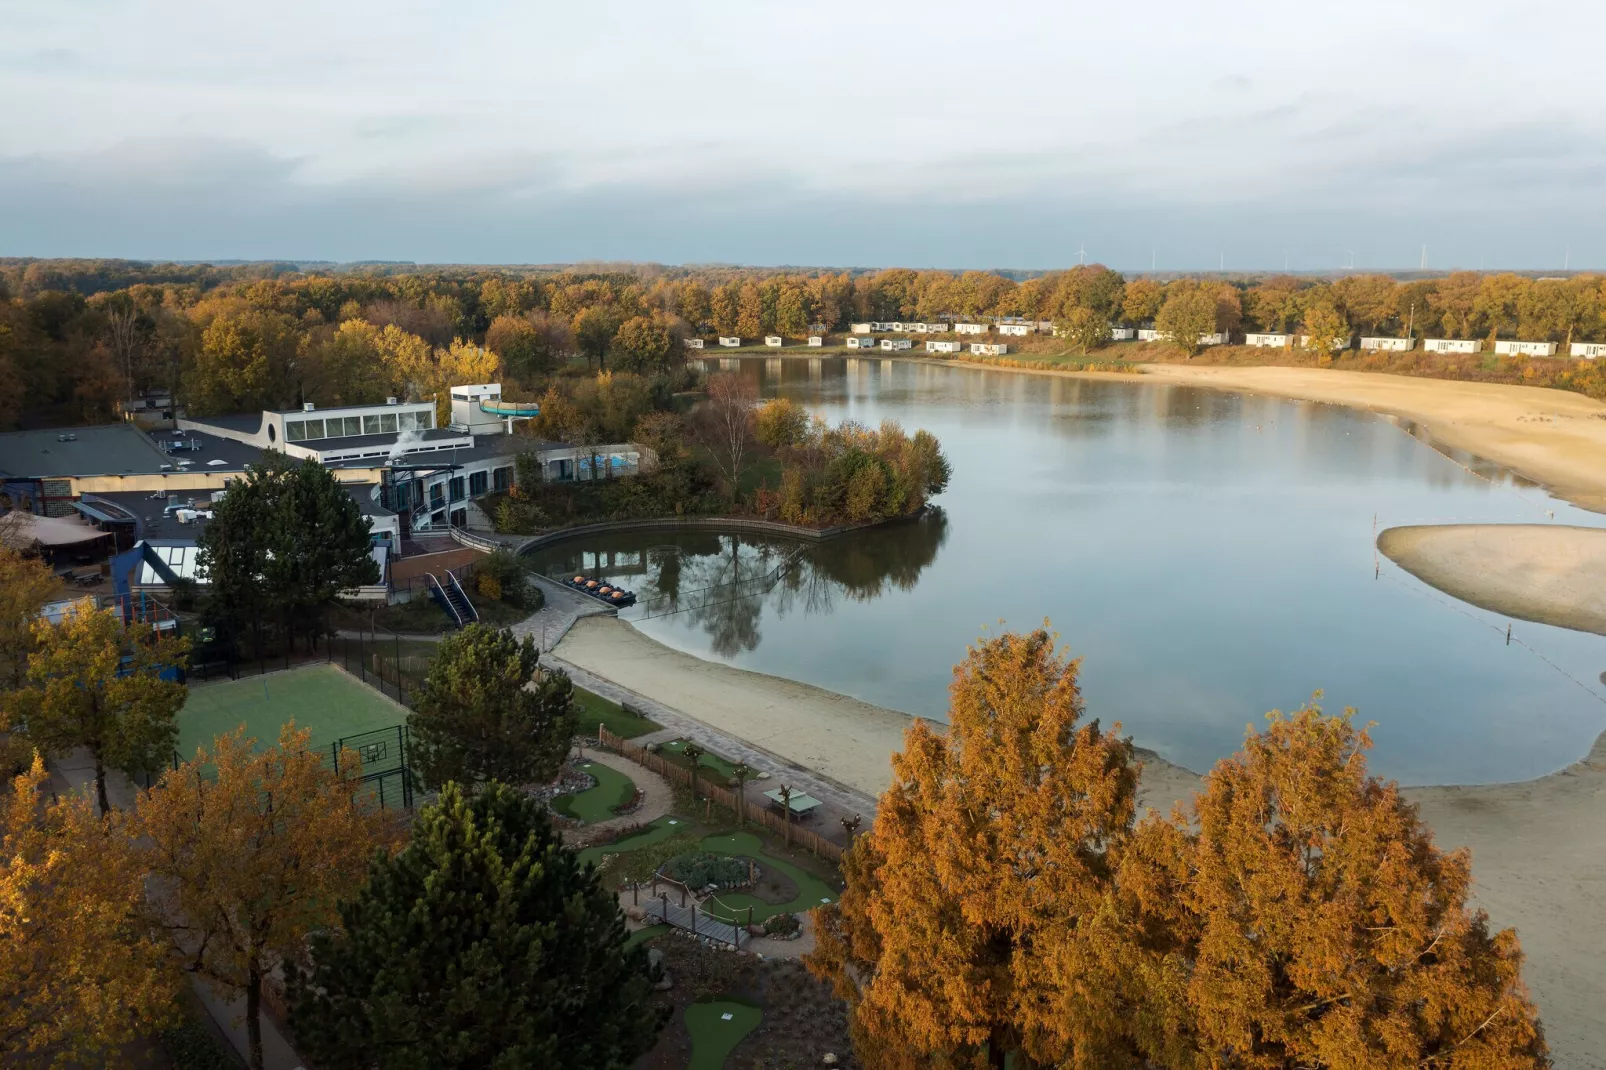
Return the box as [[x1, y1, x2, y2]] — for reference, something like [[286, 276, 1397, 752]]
[[659, 739, 742, 785], [552, 761, 636, 823], [573, 686, 661, 740], [696, 831, 838, 923], [625, 923, 670, 950], [575, 815, 689, 869], [685, 997, 763, 1070], [178, 663, 404, 761]]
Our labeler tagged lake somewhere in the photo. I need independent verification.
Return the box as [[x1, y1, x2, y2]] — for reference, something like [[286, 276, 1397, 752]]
[[528, 356, 1606, 785]]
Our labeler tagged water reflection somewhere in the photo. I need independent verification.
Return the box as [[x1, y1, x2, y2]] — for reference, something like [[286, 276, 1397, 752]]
[[528, 508, 949, 659]]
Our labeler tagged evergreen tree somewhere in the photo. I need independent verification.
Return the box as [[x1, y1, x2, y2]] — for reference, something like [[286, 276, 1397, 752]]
[[198, 452, 378, 654], [288, 781, 664, 1069], [407, 625, 578, 791]]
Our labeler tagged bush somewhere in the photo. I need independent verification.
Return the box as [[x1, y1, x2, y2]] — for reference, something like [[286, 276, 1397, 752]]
[[475, 548, 528, 606], [763, 911, 801, 937], [660, 851, 750, 889]]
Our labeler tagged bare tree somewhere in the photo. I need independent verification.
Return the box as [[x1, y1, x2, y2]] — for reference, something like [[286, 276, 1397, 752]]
[[693, 372, 756, 495], [106, 301, 142, 399]]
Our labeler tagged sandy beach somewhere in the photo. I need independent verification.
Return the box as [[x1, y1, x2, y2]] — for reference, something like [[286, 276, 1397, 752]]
[[557, 614, 1606, 1066], [1379, 524, 1606, 637]]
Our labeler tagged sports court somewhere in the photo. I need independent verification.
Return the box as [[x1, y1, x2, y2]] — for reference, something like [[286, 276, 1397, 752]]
[[177, 662, 406, 761]]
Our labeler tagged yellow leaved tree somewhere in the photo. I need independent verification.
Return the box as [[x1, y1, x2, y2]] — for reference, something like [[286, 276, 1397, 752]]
[[808, 627, 1143, 1068], [0, 756, 179, 1065], [136, 725, 395, 1070]]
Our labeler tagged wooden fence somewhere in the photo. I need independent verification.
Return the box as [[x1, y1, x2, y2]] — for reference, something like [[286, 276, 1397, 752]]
[[597, 727, 844, 863]]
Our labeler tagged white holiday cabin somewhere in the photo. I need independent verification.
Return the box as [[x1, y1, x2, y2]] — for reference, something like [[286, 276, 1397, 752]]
[[1424, 339, 1481, 354], [1493, 340, 1558, 357], [1360, 336, 1413, 352]]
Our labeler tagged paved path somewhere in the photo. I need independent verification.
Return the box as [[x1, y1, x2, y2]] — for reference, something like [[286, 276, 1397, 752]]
[[541, 651, 877, 835], [512, 572, 616, 653], [563, 748, 674, 846]]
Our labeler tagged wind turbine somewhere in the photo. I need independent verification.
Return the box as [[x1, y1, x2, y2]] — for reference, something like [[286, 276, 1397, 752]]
[[1078, 243, 1087, 266]]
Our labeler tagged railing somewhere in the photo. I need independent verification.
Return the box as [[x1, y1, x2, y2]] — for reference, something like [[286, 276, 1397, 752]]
[[448, 526, 502, 552], [597, 727, 844, 862], [446, 568, 479, 624], [425, 572, 463, 629]]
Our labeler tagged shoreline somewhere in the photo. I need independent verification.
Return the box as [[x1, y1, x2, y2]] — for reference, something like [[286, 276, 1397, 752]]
[[556, 613, 1606, 1067], [913, 358, 1606, 514]]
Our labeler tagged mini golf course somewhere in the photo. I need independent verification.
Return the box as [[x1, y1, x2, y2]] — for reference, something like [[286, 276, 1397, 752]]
[[660, 738, 743, 784], [552, 760, 636, 823], [696, 831, 837, 923], [576, 815, 688, 869], [685, 996, 763, 1070]]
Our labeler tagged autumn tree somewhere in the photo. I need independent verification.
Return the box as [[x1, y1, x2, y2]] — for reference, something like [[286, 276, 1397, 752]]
[[407, 625, 578, 791], [754, 396, 810, 450], [1121, 278, 1165, 325], [693, 371, 758, 494], [809, 628, 1142, 1069], [1056, 306, 1113, 355], [0, 756, 180, 1064], [0, 538, 57, 691], [11, 603, 188, 815], [736, 281, 764, 338], [573, 304, 621, 371], [610, 313, 673, 374], [1155, 284, 1219, 355], [1116, 702, 1548, 1069], [488, 311, 568, 384], [709, 282, 741, 335], [1300, 296, 1351, 356], [288, 781, 663, 1068], [187, 307, 298, 415], [137, 726, 390, 1070]]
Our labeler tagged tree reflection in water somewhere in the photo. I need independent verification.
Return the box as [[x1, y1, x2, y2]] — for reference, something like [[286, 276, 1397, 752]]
[[525, 509, 949, 659]]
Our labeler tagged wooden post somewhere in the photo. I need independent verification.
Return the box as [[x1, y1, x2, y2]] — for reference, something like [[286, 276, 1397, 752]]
[[661, 892, 668, 920], [692, 903, 698, 938], [633, 882, 639, 906], [680, 885, 687, 908], [705, 798, 711, 821], [747, 905, 753, 929]]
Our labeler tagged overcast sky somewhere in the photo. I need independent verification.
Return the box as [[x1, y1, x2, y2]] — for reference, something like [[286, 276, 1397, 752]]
[[3, 0, 1603, 271]]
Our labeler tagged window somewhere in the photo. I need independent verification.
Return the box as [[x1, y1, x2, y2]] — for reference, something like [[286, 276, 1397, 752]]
[[492, 466, 512, 492], [363, 414, 382, 434], [416, 410, 434, 429], [448, 477, 465, 502], [302, 419, 326, 440], [380, 412, 397, 433], [430, 483, 444, 505], [468, 470, 488, 496], [285, 420, 306, 441]]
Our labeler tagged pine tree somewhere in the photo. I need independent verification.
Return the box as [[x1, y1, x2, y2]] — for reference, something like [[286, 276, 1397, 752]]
[[288, 781, 664, 1069], [406, 624, 578, 791]]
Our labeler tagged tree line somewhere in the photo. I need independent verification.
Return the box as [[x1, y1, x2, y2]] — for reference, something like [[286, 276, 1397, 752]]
[[6, 258, 1605, 431]]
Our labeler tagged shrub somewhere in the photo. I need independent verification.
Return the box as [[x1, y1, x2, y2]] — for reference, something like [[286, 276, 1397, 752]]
[[476, 548, 528, 606], [660, 851, 750, 889], [764, 912, 801, 937]]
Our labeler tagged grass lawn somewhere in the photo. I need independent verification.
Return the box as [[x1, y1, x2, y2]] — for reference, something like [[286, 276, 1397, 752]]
[[624, 923, 670, 950], [696, 831, 838, 923], [576, 815, 692, 870], [573, 685, 661, 740], [685, 996, 762, 1070], [552, 760, 635, 823], [178, 662, 404, 759], [658, 738, 742, 785]]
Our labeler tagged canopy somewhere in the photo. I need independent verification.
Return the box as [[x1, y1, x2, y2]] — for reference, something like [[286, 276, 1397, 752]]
[[1, 511, 111, 550], [763, 788, 822, 814]]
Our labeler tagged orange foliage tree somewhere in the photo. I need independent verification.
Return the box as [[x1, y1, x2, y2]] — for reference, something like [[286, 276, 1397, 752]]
[[808, 628, 1142, 1068], [1116, 701, 1548, 1068]]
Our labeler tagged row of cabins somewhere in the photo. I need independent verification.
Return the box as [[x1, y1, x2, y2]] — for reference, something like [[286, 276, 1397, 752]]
[[843, 338, 1010, 356], [685, 336, 828, 349], [1245, 334, 1604, 358]]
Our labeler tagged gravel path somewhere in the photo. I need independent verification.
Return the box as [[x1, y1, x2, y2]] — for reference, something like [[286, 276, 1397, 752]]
[[564, 748, 674, 845]]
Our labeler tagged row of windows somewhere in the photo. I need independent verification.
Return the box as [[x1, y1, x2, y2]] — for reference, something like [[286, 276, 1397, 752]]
[[285, 409, 433, 443]]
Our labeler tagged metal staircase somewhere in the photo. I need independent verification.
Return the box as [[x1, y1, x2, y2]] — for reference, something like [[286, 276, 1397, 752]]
[[427, 571, 478, 629]]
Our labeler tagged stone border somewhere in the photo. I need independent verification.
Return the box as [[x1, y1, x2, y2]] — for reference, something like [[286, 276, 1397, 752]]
[[510, 508, 929, 558]]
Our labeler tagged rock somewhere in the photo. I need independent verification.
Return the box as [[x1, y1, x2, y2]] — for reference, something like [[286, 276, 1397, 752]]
[[647, 948, 664, 969], [747, 923, 766, 936], [822, 1054, 838, 1066], [624, 905, 647, 922], [653, 972, 674, 991]]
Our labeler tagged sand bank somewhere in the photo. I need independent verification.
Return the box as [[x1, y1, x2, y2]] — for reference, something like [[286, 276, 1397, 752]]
[[558, 614, 1606, 1067], [1132, 365, 1606, 514], [1379, 524, 1606, 637]]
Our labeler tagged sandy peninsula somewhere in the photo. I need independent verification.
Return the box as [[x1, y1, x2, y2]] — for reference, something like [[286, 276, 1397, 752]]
[[1131, 365, 1606, 514], [1379, 524, 1606, 637], [556, 614, 1606, 1067]]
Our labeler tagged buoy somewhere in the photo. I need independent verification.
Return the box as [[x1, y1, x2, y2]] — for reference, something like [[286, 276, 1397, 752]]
[[573, 575, 584, 583], [586, 580, 599, 588]]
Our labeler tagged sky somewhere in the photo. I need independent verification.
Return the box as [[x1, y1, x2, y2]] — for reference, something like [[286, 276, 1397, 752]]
[[3, 0, 1604, 271]]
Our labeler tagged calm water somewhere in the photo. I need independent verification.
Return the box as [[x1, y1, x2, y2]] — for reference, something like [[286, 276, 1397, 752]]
[[530, 357, 1606, 785]]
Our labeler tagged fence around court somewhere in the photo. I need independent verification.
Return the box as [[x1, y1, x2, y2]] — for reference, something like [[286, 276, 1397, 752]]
[[596, 727, 844, 863]]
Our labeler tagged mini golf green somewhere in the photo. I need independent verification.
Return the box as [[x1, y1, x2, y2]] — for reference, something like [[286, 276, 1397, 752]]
[[625, 922, 670, 949], [660, 739, 742, 784], [552, 761, 635, 824], [697, 831, 837, 924], [685, 996, 762, 1070], [575, 815, 688, 869]]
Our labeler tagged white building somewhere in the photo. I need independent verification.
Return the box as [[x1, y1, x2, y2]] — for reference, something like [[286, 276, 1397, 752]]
[[1361, 336, 1414, 352], [997, 323, 1033, 337], [1300, 335, 1351, 351], [1571, 342, 1606, 359], [1493, 340, 1558, 357], [846, 336, 876, 349], [870, 321, 896, 332], [1198, 332, 1229, 347], [923, 322, 951, 333], [1136, 329, 1162, 342], [1245, 333, 1292, 348], [850, 323, 873, 334], [925, 340, 963, 354], [764, 335, 783, 348], [449, 384, 542, 436], [954, 323, 987, 335], [1109, 327, 1135, 341], [718, 336, 742, 348], [969, 342, 1009, 356], [807, 336, 824, 347], [684, 337, 704, 349], [1424, 339, 1482, 354], [880, 339, 913, 351]]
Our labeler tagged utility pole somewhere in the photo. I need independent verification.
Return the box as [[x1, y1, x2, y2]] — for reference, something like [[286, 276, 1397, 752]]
[[1565, 246, 1571, 270], [1151, 248, 1156, 272], [1219, 250, 1224, 272]]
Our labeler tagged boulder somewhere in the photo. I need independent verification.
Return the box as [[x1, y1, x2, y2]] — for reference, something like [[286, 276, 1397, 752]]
[[653, 972, 674, 992], [624, 905, 647, 923], [647, 947, 664, 969], [747, 923, 766, 936], [822, 1054, 838, 1066]]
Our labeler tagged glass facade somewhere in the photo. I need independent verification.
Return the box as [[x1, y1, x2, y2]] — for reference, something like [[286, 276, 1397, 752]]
[[469, 471, 488, 496], [283, 406, 432, 443]]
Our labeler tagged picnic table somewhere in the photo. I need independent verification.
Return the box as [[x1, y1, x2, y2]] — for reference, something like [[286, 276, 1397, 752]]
[[763, 788, 822, 817]]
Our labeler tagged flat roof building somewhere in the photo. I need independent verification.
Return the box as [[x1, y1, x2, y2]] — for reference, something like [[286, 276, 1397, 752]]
[[1424, 339, 1481, 354], [807, 336, 824, 347], [880, 339, 913, 351], [765, 335, 783, 347], [1571, 342, 1606, 359], [1361, 336, 1414, 351], [997, 323, 1033, 337], [1109, 327, 1136, 341], [969, 342, 1008, 356], [954, 323, 987, 335], [846, 336, 876, 349], [1245, 333, 1291, 348], [1493, 340, 1558, 357], [926, 340, 963, 354]]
